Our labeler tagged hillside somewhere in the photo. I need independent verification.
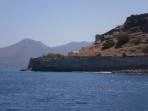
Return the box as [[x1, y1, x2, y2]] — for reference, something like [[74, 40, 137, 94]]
[[0, 39, 91, 68], [69, 13, 148, 57]]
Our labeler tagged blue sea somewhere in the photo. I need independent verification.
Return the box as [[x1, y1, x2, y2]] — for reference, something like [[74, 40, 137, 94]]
[[0, 68, 148, 111]]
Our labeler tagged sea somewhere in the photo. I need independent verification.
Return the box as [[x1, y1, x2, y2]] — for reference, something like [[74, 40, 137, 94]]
[[0, 68, 148, 111]]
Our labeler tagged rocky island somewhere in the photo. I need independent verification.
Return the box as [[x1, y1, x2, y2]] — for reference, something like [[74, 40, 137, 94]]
[[25, 13, 148, 73]]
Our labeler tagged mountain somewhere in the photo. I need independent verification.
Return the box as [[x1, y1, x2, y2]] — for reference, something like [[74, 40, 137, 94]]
[[49, 41, 92, 54], [0, 38, 50, 68], [0, 38, 91, 68], [69, 13, 148, 57]]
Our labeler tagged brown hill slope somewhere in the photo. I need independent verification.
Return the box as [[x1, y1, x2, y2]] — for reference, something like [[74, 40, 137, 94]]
[[69, 13, 148, 57]]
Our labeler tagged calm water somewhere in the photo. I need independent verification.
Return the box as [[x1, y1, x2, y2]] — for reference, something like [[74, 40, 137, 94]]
[[0, 68, 148, 111]]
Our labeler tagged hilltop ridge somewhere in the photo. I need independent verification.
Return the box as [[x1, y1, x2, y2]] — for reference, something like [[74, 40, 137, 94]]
[[69, 13, 148, 57]]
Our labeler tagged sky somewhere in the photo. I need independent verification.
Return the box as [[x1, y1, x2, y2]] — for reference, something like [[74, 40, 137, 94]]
[[0, 0, 148, 47]]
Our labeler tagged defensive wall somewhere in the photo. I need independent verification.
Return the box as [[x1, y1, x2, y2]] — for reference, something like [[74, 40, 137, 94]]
[[28, 56, 148, 72]]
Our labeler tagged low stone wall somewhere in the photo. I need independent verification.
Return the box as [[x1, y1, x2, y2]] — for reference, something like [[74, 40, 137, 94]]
[[28, 56, 148, 72]]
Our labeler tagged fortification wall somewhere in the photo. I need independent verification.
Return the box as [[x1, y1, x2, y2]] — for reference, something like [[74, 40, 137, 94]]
[[28, 56, 148, 72]]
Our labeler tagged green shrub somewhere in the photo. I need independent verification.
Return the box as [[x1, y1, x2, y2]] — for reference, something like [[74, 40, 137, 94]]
[[143, 22, 148, 33], [102, 39, 115, 50], [96, 53, 101, 56], [116, 32, 130, 48], [100, 35, 105, 42], [122, 52, 127, 57], [134, 38, 141, 45], [142, 46, 148, 55]]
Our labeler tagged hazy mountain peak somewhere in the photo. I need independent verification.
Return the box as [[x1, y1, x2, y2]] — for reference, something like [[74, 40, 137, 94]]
[[0, 39, 92, 68], [20, 38, 39, 44]]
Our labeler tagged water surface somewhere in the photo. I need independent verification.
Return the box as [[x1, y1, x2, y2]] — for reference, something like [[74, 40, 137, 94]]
[[0, 68, 148, 111]]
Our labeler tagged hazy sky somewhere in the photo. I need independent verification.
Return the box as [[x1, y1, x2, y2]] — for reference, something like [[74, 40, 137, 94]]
[[0, 0, 148, 47]]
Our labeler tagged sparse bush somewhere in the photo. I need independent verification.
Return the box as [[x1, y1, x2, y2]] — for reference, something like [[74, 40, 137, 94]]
[[43, 53, 64, 59], [134, 38, 141, 45], [122, 52, 127, 57], [142, 46, 148, 55], [100, 35, 105, 42], [129, 38, 141, 45], [143, 22, 148, 33], [116, 32, 130, 48], [81, 47, 85, 50], [96, 53, 101, 56], [113, 54, 118, 57], [102, 39, 115, 50]]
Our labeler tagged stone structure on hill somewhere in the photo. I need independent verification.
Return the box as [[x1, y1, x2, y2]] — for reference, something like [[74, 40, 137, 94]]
[[95, 34, 101, 44], [68, 13, 148, 57], [24, 13, 148, 72]]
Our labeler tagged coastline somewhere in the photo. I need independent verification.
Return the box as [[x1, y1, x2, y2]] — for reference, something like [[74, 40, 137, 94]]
[[112, 69, 148, 74], [24, 56, 148, 73], [21, 68, 148, 74]]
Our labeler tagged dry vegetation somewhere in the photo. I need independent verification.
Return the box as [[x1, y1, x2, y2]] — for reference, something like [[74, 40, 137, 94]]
[[69, 33, 148, 57]]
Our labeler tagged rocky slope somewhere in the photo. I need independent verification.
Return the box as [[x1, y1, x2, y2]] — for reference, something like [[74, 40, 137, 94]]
[[69, 13, 148, 57]]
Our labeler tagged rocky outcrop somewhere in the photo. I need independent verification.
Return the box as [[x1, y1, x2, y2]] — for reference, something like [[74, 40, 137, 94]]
[[102, 13, 148, 36], [123, 13, 148, 33]]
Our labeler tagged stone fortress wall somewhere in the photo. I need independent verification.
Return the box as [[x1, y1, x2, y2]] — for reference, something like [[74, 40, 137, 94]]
[[28, 56, 148, 72]]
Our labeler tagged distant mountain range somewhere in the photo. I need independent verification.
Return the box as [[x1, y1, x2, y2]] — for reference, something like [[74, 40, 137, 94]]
[[0, 38, 92, 68]]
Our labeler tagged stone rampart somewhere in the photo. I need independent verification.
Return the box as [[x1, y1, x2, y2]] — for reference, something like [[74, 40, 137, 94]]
[[28, 56, 148, 72]]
